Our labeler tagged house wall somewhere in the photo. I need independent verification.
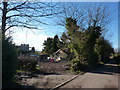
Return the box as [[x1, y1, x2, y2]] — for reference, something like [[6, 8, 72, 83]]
[[19, 44, 29, 52]]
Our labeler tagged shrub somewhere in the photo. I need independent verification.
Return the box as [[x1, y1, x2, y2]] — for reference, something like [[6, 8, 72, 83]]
[[18, 57, 38, 72], [70, 58, 91, 73], [2, 38, 18, 88], [114, 53, 120, 65]]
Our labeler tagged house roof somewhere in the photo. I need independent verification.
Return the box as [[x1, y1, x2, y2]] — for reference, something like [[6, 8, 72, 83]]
[[54, 49, 67, 55]]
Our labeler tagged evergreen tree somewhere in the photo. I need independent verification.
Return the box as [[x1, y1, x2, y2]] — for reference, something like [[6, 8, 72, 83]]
[[95, 37, 114, 63], [63, 17, 103, 72], [31, 47, 35, 53], [2, 38, 18, 88], [42, 35, 61, 54], [52, 35, 60, 53], [42, 37, 53, 54]]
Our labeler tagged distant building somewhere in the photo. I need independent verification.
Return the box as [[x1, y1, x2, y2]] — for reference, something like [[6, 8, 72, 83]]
[[19, 44, 29, 52], [52, 49, 67, 61], [16, 44, 29, 55]]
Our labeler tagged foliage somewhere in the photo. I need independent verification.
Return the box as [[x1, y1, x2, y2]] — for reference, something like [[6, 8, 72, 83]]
[[42, 35, 62, 54], [62, 17, 113, 73], [113, 53, 120, 65], [51, 35, 60, 53], [2, 38, 18, 88], [42, 37, 53, 54], [95, 37, 114, 63], [31, 47, 35, 52], [83, 26, 102, 66], [58, 4, 113, 73], [18, 57, 38, 72]]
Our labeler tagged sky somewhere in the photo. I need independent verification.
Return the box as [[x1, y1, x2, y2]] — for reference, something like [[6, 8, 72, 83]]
[[7, 2, 118, 51]]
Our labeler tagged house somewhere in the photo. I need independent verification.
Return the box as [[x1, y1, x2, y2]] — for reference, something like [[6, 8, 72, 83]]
[[16, 44, 29, 55], [19, 44, 29, 52], [52, 49, 67, 61]]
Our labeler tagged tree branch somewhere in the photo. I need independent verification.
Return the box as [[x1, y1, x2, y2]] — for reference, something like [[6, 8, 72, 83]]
[[7, 2, 26, 12], [0, 7, 3, 11], [6, 11, 62, 19], [5, 25, 38, 31]]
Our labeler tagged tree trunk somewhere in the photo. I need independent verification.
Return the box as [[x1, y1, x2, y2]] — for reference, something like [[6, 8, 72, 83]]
[[2, 2, 7, 38]]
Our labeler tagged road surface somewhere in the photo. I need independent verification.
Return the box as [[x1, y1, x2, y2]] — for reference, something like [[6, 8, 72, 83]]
[[20, 59, 120, 89], [60, 59, 119, 88]]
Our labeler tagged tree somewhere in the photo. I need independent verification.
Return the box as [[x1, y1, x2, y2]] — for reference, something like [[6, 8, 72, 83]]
[[63, 17, 85, 72], [2, 38, 18, 88], [42, 37, 53, 54], [52, 35, 60, 53], [31, 47, 35, 53], [42, 35, 61, 54], [57, 3, 113, 73], [0, 2, 62, 37], [63, 16, 110, 73], [95, 37, 114, 63], [56, 3, 112, 37], [0, 2, 61, 86], [84, 26, 102, 66]]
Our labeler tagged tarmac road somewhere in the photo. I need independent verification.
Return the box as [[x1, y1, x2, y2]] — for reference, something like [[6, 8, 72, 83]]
[[60, 59, 119, 88]]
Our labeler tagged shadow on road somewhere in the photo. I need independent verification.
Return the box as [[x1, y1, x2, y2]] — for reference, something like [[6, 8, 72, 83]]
[[89, 59, 120, 75]]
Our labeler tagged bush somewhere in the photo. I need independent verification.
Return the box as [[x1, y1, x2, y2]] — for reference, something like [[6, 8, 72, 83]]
[[70, 58, 90, 73], [114, 53, 120, 65], [87, 52, 99, 68], [18, 57, 38, 72], [2, 38, 18, 88]]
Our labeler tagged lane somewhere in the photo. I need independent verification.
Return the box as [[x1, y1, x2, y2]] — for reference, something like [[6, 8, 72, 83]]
[[60, 59, 119, 88]]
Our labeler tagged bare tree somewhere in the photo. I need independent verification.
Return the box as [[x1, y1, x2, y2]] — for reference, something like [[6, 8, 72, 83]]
[[87, 4, 113, 32], [55, 2, 113, 34], [55, 2, 86, 28], [0, 1, 62, 37]]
